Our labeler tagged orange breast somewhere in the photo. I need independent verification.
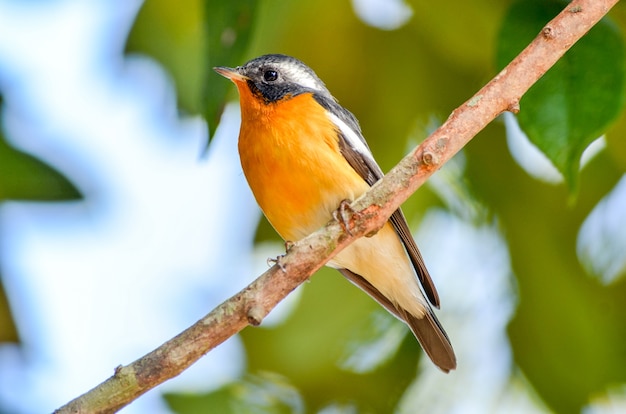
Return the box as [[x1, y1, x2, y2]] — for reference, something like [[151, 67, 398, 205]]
[[237, 91, 369, 241]]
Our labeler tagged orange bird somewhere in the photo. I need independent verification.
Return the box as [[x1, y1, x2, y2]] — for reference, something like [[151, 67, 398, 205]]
[[215, 54, 456, 372]]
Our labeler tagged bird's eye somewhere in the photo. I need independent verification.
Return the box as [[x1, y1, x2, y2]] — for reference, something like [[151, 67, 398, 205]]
[[263, 70, 278, 82]]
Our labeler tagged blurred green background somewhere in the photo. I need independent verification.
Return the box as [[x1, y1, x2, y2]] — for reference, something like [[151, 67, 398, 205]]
[[3, 0, 626, 412]]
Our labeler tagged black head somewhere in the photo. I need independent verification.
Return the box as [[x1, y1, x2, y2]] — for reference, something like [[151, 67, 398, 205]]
[[218, 54, 333, 104]]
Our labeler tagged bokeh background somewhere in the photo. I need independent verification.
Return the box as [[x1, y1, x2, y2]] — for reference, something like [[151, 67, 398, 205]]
[[1, 0, 625, 413]]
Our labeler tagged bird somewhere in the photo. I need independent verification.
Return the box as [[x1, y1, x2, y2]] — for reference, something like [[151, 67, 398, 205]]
[[215, 54, 456, 372]]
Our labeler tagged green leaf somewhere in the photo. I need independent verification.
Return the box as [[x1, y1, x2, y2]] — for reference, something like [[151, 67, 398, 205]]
[[0, 139, 81, 201], [125, 0, 258, 142], [126, 0, 206, 115], [496, 0, 626, 189], [0, 99, 81, 201], [466, 127, 626, 414], [0, 96, 80, 345], [0, 277, 18, 344], [204, 0, 257, 140]]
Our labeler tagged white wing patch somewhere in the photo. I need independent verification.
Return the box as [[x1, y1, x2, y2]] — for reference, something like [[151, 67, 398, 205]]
[[327, 112, 375, 161]]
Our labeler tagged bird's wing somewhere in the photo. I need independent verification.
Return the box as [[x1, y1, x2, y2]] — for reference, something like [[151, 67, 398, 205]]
[[314, 94, 440, 307]]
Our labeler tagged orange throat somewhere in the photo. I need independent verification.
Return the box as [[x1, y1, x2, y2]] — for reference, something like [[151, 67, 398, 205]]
[[234, 82, 368, 241]]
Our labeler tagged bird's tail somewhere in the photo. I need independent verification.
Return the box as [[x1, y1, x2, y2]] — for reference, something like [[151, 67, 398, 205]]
[[397, 306, 456, 373], [339, 268, 456, 373]]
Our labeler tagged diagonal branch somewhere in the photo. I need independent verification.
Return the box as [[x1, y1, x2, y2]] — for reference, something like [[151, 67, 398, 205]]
[[55, 0, 619, 412]]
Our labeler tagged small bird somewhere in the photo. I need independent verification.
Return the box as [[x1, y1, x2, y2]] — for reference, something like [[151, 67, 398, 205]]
[[215, 54, 456, 372]]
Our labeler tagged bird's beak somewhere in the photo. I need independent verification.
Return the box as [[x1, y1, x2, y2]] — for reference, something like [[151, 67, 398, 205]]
[[214, 66, 249, 82]]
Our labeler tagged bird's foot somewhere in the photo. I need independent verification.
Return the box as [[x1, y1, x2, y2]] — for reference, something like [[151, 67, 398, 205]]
[[333, 199, 359, 236], [266, 240, 294, 272]]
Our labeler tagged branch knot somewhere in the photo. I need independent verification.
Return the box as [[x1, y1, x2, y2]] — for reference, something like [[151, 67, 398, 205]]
[[422, 150, 440, 167], [247, 304, 265, 326], [542, 26, 556, 39]]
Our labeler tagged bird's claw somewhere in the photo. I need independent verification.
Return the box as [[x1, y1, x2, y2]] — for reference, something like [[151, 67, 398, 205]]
[[333, 199, 358, 236], [266, 240, 294, 272]]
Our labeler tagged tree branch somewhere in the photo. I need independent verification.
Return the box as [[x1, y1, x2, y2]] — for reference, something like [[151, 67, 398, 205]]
[[55, 0, 619, 412]]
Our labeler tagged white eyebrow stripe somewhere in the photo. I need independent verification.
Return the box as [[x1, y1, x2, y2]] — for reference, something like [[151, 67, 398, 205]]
[[326, 112, 374, 160], [278, 62, 324, 91]]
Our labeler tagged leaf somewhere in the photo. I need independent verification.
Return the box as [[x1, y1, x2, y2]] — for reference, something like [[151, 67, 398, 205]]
[[466, 128, 626, 414], [0, 277, 18, 343], [0, 95, 80, 344], [125, 0, 258, 143], [126, 0, 205, 115], [496, 0, 626, 189], [204, 0, 257, 133], [0, 99, 81, 201]]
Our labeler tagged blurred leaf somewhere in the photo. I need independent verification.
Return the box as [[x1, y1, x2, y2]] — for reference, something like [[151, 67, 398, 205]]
[[466, 123, 626, 413], [126, 0, 258, 142], [0, 138, 81, 201], [126, 0, 205, 114], [166, 372, 304, 414], [409, 0, 508, 72], [166, 386, 232, 413], [205, 0, 257, 139], [0, 95, 81, 344], [496, 0, 626, 189], [0, 276, 18, 343], [0, 100, 81, 201]]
